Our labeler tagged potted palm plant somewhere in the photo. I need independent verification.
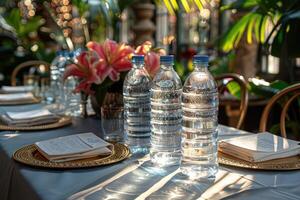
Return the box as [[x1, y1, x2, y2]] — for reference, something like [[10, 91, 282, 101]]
[[220, 0, 300, 81]]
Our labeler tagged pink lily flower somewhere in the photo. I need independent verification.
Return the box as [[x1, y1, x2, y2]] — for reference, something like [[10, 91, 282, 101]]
[[87, 39, 134, 82], [135, 41, 165, 78], [63, 51, 102, 94]]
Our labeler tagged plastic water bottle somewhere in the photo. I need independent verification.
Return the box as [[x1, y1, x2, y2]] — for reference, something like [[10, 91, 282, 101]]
[[181, 55, 219, 180], [123, 55, 152, 153], [63, 51, 82, 116], [48, 51, 65, 103], [150, 55, 182, 166]]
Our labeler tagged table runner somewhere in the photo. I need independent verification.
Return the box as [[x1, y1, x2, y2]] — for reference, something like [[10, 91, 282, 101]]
[[0, 104, 300, 200]]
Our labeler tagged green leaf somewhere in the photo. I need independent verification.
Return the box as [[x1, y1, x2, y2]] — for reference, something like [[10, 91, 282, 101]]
[[226, 81, 241, 99], [174, 61, 186, 78], [246, 14, 258, 43], [5, 8, 44, 39], [221, 0, 258, 11], [259, 15, 268, 43], [269, 80, 289, 90], [72, 0, 89, 16], [220, 13, 256, 52], [248, 81, 278, 98]]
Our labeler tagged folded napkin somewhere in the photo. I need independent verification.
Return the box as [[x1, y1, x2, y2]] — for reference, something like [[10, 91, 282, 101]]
[[1, 86, 34, 93], [35, 133, 114, 162], [0, 108, 60, 127], [0, 92, 35, 102], [219, 132, 300, 162]]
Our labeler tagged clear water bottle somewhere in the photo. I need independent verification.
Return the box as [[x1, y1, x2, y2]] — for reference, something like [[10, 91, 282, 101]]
[[181, 55, 219, 180], [123, 55, 152, 153], [150, 55, 182, 166], [48, 51, 65, 104], [63, 51, 82, 116]]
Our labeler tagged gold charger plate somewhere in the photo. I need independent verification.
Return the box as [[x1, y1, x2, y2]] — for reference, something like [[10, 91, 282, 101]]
[[0, 116, 72, 131], [0, 97, 41, 105], [13, 143, 131, 169], [218, 152, 300, 170]]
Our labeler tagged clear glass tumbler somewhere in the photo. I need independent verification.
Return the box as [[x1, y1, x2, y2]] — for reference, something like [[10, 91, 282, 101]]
[[101, 106, 124, 142]]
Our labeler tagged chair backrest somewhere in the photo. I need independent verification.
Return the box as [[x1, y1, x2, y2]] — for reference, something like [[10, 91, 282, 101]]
[[11, 60, 50, 86], [259, 83, 300, 138], [215, 73, 249, 129]]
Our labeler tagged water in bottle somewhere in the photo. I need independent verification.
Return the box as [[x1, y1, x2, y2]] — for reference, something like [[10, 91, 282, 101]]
[[63, 51, 83, 116], [181, 55, 219, 180], [150, 55, 182, 166], [123, 55, 152, 153], [48, 51, 65, 103]]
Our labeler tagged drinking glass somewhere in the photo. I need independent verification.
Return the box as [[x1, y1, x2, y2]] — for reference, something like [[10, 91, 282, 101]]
[[101, 106, 124, 142], [23, 74, 40, 96]]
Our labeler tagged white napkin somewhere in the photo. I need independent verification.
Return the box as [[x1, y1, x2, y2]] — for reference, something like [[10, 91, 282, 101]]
[[0, 108, 60, 127], [35, 133, 114, 162], [1, 86, 34, 93], [0, 93, 35, 101], [6, 109, 53, 120], [219, 132, 300, 162]]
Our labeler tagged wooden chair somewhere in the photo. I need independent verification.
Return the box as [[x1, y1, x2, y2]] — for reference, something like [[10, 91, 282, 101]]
[[11, 60, 50, 86], [259, 83, 300, 138], [215, 73, 249, 129]]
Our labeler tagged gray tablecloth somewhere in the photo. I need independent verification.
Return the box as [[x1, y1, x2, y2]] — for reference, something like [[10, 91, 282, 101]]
[[0, 104, 300, 200]]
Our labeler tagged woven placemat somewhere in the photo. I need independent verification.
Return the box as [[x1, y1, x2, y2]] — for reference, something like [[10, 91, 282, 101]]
[[13, 143, 130, 169], [0, 97, 41, 105], [218, 151, 300, 170], [0, 116, 72, 131]]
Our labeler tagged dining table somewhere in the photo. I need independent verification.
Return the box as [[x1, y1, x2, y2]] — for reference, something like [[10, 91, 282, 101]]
[[0, 103, 300, 200]]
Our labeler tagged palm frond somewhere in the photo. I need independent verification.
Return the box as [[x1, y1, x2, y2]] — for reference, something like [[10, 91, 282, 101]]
[[160, 0, 205, 14], [220, 12, 276, 52]]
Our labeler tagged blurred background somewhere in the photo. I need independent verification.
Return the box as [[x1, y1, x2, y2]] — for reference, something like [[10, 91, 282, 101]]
[[0, 0, 300, 136]]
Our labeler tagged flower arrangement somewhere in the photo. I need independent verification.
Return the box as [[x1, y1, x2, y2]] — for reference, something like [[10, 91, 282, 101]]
[[63, 39, 164, 109]]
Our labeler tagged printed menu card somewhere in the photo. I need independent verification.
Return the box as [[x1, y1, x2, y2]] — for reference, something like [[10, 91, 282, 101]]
[[35, 133, 113, 162]]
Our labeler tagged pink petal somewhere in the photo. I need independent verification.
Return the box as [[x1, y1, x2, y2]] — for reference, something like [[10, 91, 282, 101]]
[[135, 41, 152, 55], [75, 81, 94, 95], [77, 52, 90, 67], [112, 59, 132, 72], [108, 69, 120, 82], [63, 64, 85, 80], [145, 52, 160, 78], [87, 41, 105, 58], [95, 62, 112, 82]]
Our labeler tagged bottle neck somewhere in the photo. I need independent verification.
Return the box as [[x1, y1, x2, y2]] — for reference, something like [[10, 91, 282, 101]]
[[194, 62, 208, 72], [161, 62, 174, 70], [133, 62, 144, 69]]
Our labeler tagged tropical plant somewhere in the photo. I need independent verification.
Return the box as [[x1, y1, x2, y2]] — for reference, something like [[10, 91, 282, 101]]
[[220, 0, 300, 58], [4, 8, 44, 47]]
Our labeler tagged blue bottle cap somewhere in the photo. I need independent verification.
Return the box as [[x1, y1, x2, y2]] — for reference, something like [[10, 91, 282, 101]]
[[56, 51, 63, 56], [193, 55, 209, 63], [132, 55, 144, 63], [69, 51, 75, 58], [160, 55, 174, 64]]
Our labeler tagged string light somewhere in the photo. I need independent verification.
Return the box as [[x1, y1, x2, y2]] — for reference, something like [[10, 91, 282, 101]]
[[19, 0, 36, 18], [50, 0, 73, 37]]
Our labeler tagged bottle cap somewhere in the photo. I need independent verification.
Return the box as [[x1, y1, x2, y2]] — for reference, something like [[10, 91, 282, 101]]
[[132, 55, 144, 63], [160, 55, 174, 64], [56, 51, 63, 56], [193, 55, 209, 63], [69, 51, 75, 58]]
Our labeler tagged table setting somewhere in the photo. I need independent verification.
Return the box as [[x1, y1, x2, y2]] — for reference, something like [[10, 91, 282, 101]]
[[0, 41, 299, 200], [0, 92, 41, 105]]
